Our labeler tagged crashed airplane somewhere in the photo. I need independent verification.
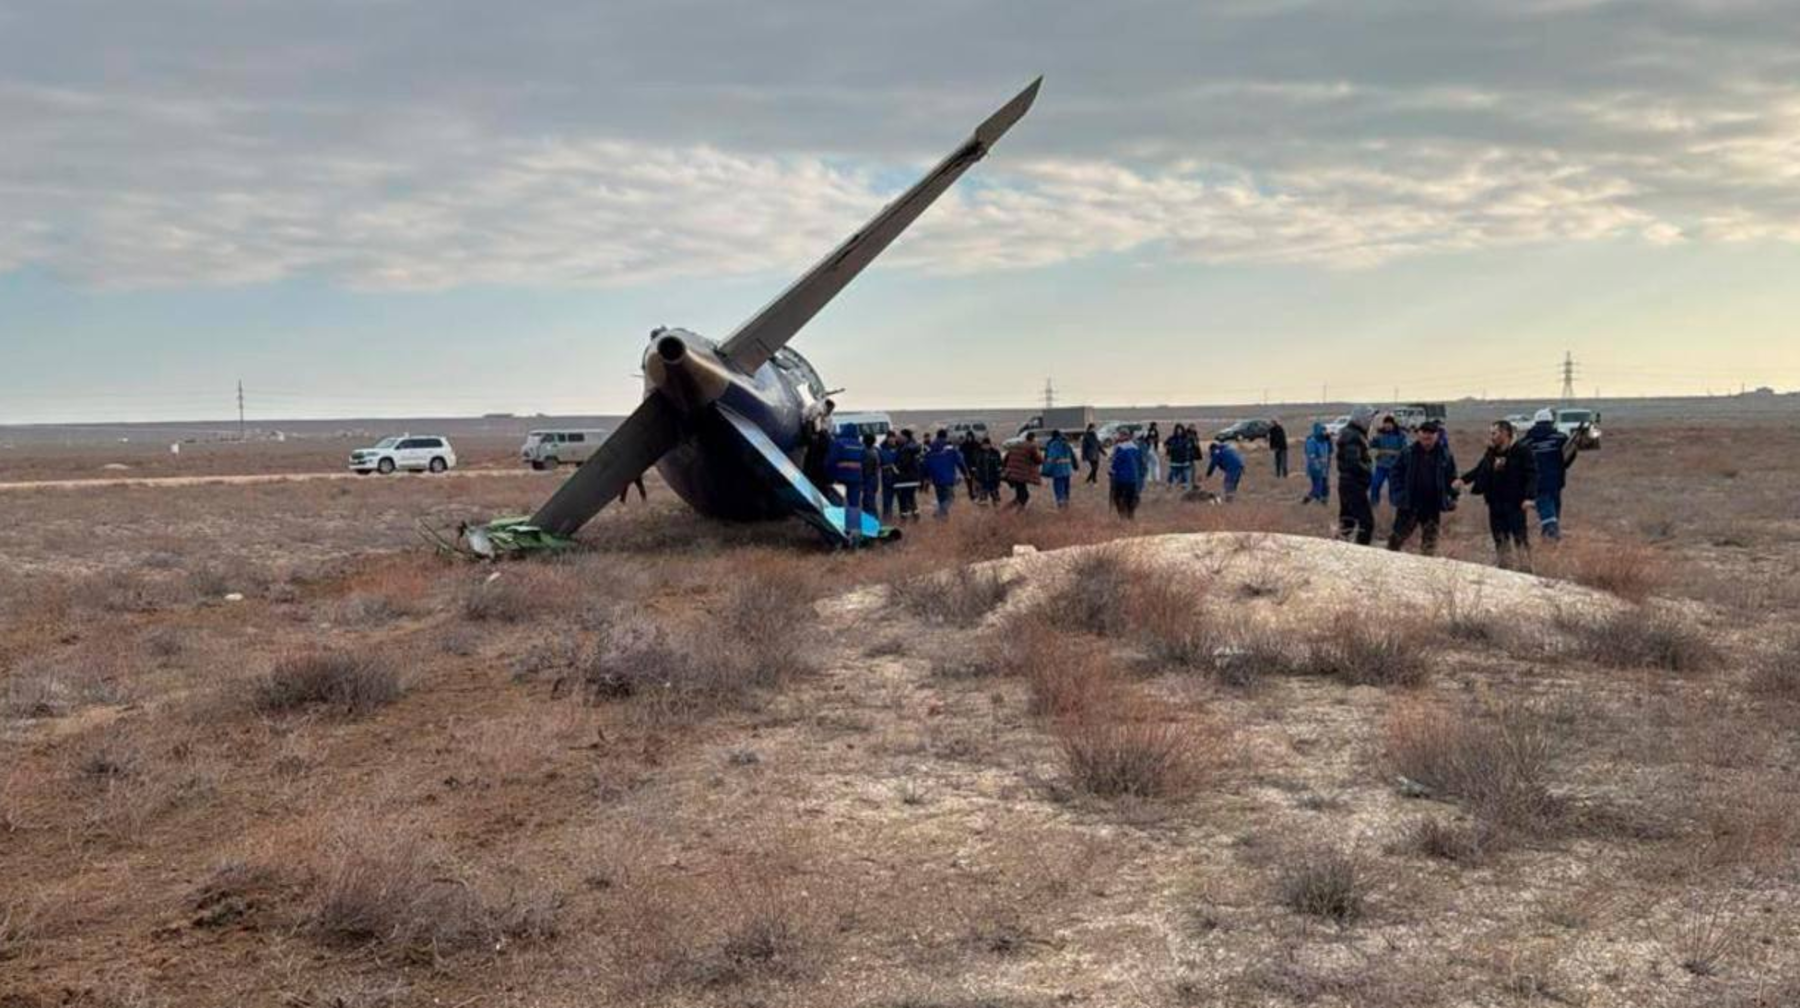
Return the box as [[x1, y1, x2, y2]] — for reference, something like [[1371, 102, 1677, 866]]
[[456, 78, 1041, 557]]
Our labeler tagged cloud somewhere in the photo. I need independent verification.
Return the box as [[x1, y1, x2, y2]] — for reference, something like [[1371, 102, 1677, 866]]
[[1, 1, 1797, 289]]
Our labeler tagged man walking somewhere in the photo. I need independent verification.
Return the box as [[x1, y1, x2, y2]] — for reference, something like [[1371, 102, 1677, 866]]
[[974, 435, 1003, 504], [1165, 425, 1196, 489], [1109, 428, 1144, 519], [1268, 418, 1289, 479], [1336, 406, 1377, 545], [1520, 408, 1578, 540], [1080, 423, 1103, 484], [878, 430, 901, 521], [923, 429, 969, 519], [1302, 422, 1332, 504], [1041, 429, 1077, 508], [959, 430, 983, 500], [1001, 431, 1045, 510], [1368, 415, 1408, 509], [1461, 419, 1538, 570], [1386, 421, 1457, 556], [1204, 441, 1245, 500]]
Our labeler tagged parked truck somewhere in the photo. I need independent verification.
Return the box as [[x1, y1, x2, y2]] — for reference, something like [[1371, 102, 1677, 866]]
[[1013, 406, 1095, 440]]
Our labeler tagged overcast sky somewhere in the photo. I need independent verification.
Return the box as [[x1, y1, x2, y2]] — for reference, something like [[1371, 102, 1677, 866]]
[[3, 0, 1798, 422]]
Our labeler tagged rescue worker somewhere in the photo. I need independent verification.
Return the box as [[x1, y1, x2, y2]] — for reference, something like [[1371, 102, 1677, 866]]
[[923, 429, 968, 518], [1520, 408, 1578, 540], [827, 422, 868, 545], [1080, 423, 1104, 484], [1041, 429, 1077, 508], [1460, 419, 1538, 570], [878, 430, 901, 520], [893, 429, 923, 520], [1204, 441, 1245, 500], [1001, 431, 1046, 510], [1268, 418, 1290, 479], [1337, 406, 1377, 545], [973, 436, 1004, 503], [1386, 420, 1457, 556], [1109, 427, 1144, 519], [617, 474, 647, 504], [1368, 414, 1408, 508], [1302, 422, 1333, 503]]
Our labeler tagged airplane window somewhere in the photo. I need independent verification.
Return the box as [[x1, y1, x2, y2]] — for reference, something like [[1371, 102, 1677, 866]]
[[568, 433, 585, 443]]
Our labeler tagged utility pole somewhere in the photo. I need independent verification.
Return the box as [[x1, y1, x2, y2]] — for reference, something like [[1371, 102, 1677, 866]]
[[1321, 382, 1328, 405], [237, 380, 245, 441], [1559, 352, 1577, 402], [1042, 377, 1055, 412]]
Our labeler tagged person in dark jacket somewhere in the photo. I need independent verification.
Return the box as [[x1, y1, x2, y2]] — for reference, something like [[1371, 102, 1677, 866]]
[[826, 422, 869, 545], [1520, 409, 1578, 540], [959, 431, 983, 500], [1204, 441, 1246, 499], [1386, 421, 1458, 555], [1165, 425, 1196, 489], [1336, 406, 1377, 545], [1041, 430, 1077, 508], [923, 429, 968, 518], [1108, 429, 1143, 519], [1302, 422, 1332, 503], [893, 429, 924, 520], [1268, 419, 1289, 479], [1368, 415, 1408, 508], [1080, 423, 1104, 483], [1461, 419, 1539, 570], [973, 436, 1003, 503], [1001, 432, 1045, 510]]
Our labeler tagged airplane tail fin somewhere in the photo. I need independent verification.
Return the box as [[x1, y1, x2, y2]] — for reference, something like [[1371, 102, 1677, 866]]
[[717, 77, 1042, 373]]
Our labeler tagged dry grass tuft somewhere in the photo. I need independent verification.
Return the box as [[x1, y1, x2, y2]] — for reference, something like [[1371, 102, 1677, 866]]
[[1401, 816, 1489, 864], [1039, 548, 1136, 637], [1306, 614, 1435, 688], [1544, 538, 1668, 602], [1132, 574, 1219, 670], [1385, 700, 1563, 840], [887, 566, 1012, 627], [305, 822, 557, 961], [1749, 633, 1800, 703], [459, 571, 543, 623], [1056, 707, 1208, 799], [1276, 847, 1365, 924], [253, 651, 404, 716], [1, 897, 38, 961], [1560, 606, 1717, 672]]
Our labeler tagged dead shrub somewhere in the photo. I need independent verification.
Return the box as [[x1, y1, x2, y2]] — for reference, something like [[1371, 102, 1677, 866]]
[[459, 572, 542, 623], [570, 610, 811, 721], [1749, 634, 1800, 702], [1668, 898, 1744, 978], [1, 897, 38, 961], [1547, 538, 1667, 601], [1133, 575, 1218, 670], [1056, 707, 1207, 799], [1276, 847, 1365, 924], [1306, 614, 1434, 688], [1019, 638, 1120, 720], [1561, 606, 1717, 672], [253, 651, 403, 716], [1385, 700, 1563, 840], [1039, 548, 1136, 637], [888, 566, 1012, 627], [306, 823, 556, 961], [1401, 817, 1489, 864]]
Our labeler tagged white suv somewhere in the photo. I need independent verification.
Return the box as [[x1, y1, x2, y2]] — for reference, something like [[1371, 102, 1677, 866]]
[[349, 435, 457, 474]]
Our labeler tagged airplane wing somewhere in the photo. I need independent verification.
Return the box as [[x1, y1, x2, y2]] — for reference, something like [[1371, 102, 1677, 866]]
[[529, 393, 683, 536], [717, 77, 1041, 374], [715, 404, 886, 545]]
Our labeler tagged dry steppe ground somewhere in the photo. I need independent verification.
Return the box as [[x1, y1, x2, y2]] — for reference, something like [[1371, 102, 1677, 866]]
[[3, 423, 1799, 1008]]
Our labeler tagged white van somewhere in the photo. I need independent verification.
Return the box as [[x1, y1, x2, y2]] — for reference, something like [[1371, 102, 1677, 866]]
[[521, 429, 609, 469], [832, 412, 892, 439]]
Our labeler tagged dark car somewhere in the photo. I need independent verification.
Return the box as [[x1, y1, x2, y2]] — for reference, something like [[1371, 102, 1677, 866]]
[[1213, 419, 1272, 442]]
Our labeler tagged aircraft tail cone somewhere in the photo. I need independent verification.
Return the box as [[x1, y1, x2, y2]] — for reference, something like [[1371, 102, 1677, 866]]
[[645, 333, 732, 412]]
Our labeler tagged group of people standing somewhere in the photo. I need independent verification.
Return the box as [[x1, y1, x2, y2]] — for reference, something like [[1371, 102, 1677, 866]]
[[817, 405, 1580, 566], [1324, 406, 1581, 570]]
